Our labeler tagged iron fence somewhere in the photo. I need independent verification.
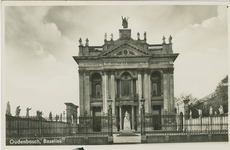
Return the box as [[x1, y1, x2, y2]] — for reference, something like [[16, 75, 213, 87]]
[[6, 114, 115, 138], [143, 114, 228, 135]]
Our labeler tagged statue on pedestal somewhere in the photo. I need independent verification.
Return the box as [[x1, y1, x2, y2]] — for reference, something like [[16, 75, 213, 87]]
[[189, 110, 192, 119], [6, 101, 11, 116], [49, 112, 52, 121], [196, 108, 202, 118], [219, 105, 224, 115], [124, 111, 131, 131], [15, 106, 21, 117], [122, 16, 129, 28], [209, 106, 213, 116], [26, 107, 32, 118], [60, 113, 62, 122]]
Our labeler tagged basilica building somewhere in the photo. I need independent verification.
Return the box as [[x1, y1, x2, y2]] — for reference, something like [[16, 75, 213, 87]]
[[73, 19, 179, 131]]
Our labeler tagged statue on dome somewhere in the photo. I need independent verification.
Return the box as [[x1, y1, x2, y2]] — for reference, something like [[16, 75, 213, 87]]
[[122, 16, 129, 28]]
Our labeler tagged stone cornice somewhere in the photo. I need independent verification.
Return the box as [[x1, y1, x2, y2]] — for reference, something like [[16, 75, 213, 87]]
[[73, 53, 179, 61]]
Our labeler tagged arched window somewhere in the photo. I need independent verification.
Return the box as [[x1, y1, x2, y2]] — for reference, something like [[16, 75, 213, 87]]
[[151, 71, 161, 97], [121, 72, 131, 97], [152, 83, 157, 96], [91, 73, 102, 98]]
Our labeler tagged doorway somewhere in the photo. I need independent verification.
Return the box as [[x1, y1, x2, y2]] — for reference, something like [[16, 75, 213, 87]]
[[92, 107, 101, 132], [152, 105, 162, 130]]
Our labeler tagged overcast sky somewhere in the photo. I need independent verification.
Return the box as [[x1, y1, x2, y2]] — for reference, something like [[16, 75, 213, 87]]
[[3, 4, 228, 117]]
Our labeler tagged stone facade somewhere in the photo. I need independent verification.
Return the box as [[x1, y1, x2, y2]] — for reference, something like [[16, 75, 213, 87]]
[[73, 26, 179, 131]]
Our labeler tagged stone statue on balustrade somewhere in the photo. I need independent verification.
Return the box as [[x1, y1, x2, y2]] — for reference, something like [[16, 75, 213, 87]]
[[124, 111, 131, 131], [6, 101, 12, 116], [60, 113, 62, 122], [55, 114, 59, 122], [209, 106, 213, 116], [49, 112, 53, 121], [15, 106, 21, 117], [189, 110, 192, 119], [196, 108, 202, 118], [219, 105, 224, 115], [36, 110, 43, 119], [26, 107, 32, 118]]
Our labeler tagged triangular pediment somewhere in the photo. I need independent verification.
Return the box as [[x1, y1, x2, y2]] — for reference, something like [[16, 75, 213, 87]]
[[99, 43, 151, 57]]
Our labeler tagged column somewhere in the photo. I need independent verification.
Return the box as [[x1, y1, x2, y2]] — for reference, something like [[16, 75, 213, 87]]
[[131, 79, 133, 97], [102, 71, 106, 115], [148, 73, 152, 114], [169, 68, 174, 114], [111, 70, 115, 115], [105, 71, 109, 114], [163, 69, 168, 114], [79, 69, 84, 116], [89, 80, 92, 99], [119, 80, 122, 97], [84, 70, 90, 114], [132, 105, 135, 130], [144, 69, 149, 113], [119, 105, 122, 130], [137, 69, 142, 115]]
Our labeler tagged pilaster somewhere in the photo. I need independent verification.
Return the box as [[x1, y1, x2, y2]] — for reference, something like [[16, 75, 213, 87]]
[[169, 68, 174, 114], [137, 68, 143, 115], [110, 70, 115, 115], [162, 68, 168, 113], [84, 70, 90, 115], [79, 69, 84, 116], [143, 69, 150, 113]]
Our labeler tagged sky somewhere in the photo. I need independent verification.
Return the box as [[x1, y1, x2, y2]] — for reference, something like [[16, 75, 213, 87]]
[[3, 4, 228, 117]]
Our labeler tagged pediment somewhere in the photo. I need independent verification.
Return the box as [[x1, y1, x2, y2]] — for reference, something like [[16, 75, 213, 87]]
[[99, 43, 151, 57]]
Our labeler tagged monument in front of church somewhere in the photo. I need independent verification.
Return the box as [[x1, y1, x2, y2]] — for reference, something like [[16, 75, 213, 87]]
[[73, 17, 179, 132]]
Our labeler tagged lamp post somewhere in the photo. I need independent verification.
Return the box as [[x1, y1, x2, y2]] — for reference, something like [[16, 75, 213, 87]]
[[108, 96, 113, 143], [140, 95, 145, 136], [108, 96, 113, 136]]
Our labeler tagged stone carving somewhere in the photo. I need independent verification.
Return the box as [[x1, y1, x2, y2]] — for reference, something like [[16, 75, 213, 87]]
[[104, 33, 107, 41], [60, 113, 62, 122], [124, 111, 131, 130], [162, 36, 166, 44], [111, 33, 113, 41], [196, 108, 202, 118], [209, 106, 213, 116], [49, 112, 52, 121], [55, 114, 59, 122], [122, 16, 129, 28], [36, 110, 42, 118], [116, 50, 136, 56], [26, 107, 32, 118], [15, 106, 21, 117], [6, 101, 11, 116], [137, 32, 140, 40], [169, 35, 172, 43], [219, 105, 224, 115], [79, 38, 82, 46], [189, 110, 192, 119], [144, 32, 146, 40], [85, 38, 89, 46]]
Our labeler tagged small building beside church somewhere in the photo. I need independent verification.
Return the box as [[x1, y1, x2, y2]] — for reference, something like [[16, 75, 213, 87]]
[[73, 19, 179, 131]]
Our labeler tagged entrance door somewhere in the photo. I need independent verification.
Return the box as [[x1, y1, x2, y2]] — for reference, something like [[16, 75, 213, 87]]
[[93, 107, 101, 132], [122, 105, 131, 130], [152, 105, 162, 130]]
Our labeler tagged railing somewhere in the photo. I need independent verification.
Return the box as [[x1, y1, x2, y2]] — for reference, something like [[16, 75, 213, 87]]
[[6, 115, 70, 138], [143, 114, 228, 135], [6, 114, 115, 138]]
